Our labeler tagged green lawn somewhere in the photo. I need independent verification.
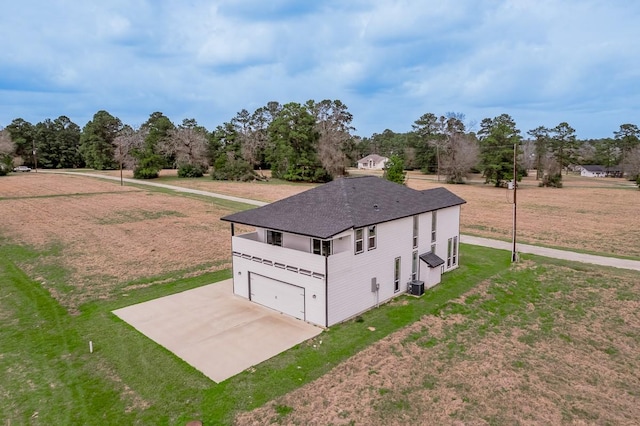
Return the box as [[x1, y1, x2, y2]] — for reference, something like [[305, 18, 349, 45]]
[[1, 241, 511, 425]]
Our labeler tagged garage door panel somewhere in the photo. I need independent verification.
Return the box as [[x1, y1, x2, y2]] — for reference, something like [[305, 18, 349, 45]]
[[250, 274, 305, 320]]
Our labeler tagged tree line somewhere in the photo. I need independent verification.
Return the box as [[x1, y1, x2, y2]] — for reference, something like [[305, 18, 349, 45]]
[[1, 102, 639, 187]]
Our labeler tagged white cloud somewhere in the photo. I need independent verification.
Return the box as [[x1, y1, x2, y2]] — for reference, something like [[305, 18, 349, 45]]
[[1, 0, 639, 138]]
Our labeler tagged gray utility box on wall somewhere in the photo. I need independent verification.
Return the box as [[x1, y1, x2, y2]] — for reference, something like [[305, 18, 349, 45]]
[[408, 280, 425, 296]]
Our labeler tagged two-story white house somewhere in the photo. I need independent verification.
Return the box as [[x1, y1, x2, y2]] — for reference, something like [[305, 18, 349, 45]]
[[221, 176, 466, 328]]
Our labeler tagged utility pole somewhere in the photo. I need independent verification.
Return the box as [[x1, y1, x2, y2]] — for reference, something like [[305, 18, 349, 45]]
[[511, 142, 517, 262], [32, 140, 38, 173]]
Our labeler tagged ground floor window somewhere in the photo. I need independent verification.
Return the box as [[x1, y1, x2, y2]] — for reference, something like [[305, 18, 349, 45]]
[[453, 236, 458, 265], [394, 257, 401, 292], [447, 236, 458, 267], [411, 250, 418, 281]]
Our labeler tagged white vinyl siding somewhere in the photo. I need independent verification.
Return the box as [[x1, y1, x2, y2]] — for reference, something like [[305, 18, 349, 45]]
[[231, 233, 326, 326], [233, 204, 462, 327], [327, 217, 414, 325]]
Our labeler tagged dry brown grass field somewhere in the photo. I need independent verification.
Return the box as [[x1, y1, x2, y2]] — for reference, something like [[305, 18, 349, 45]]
[[0, 173, 242, 312], [3, 170, 636, 310], [406, 172, 640, 259], [95, 168, 640, 258]]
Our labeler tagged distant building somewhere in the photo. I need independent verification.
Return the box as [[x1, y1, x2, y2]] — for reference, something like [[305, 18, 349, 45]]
[[357, 154, 389, 170], [580, 165, 607, 177], [580, 165, 623, 178]]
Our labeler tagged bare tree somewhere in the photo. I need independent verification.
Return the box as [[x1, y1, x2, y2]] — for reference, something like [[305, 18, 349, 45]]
[[0, 129, 16, 173], [240, 108, 271, 168], [114, 126, 145, 169], [520, 139, 537, 171], [0, 129, 15, 155], [622, 146, 640, 179], [306, 99, 355, 178], [163, 119, 209, 172], [440, 132, 479, 183], [113, 126, 146, 184]]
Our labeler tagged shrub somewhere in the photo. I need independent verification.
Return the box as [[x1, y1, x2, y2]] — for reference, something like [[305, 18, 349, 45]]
[[133, 155, 163, 179], [211, 153, 261, 182], [177, 164, 206, 178], [539, 173, 563, 188], [133, 167, 159, 179], [383, 155, 406, 185]]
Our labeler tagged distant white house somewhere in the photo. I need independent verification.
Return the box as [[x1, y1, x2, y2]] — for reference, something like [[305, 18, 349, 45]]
[[357, 154, 389, 170], [580, 165, 607, 177], [221, 176, 466, 327]]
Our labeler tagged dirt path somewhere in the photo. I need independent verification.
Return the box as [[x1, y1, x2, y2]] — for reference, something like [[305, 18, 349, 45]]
[[44, 171, 640, 273]]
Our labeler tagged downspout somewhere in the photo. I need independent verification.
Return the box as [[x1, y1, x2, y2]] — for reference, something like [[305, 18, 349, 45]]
[[230, 223, 236, 295], [325, 254, 329, 328]]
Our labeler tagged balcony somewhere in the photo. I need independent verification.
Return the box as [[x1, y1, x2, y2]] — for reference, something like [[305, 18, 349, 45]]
[[232, 232, 326, 279]]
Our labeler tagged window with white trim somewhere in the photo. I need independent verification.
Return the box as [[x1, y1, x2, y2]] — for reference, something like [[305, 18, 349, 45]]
[[431, 211, 437, 243], [452, 236, 458, 266], [368, 225, 376, 250], [312, 238, 332, 256], [411, 250, 418, 281], [447, 237, 453, 267], [412, 215, 419, 248], [266, 230, 282, 246], [355, 228, 364, 254]]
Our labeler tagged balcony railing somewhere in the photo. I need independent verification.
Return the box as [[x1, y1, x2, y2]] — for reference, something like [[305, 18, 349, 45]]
[[232, 232, 326, 279]]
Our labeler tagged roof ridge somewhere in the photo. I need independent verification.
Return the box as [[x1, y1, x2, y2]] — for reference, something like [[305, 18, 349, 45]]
[[338, 178, 357, 228]]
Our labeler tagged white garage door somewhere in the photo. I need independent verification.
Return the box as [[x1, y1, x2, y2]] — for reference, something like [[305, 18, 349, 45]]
[[250, 274, 305, 320]]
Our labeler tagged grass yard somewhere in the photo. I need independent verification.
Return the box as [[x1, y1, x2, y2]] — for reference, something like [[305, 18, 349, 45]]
[[0, 173, 253, 312], [238, 256, 640, 425], [1, 172, 639, 424]]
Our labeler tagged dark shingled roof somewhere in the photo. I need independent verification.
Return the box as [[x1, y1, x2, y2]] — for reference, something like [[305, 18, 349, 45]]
[[420, 251, 445, 268], [221, 176, 466, 239]]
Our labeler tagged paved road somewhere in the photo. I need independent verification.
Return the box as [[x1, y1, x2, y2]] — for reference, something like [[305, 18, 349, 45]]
[[461, 235, 640, 272], [47, 171, 640, 272]]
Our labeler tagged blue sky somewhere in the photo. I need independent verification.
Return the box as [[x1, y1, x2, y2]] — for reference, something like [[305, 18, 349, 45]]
[[1, 0, 639, 138]]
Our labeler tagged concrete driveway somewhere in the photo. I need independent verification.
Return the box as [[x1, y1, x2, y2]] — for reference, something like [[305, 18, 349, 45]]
[[113, 279, 322, 383]]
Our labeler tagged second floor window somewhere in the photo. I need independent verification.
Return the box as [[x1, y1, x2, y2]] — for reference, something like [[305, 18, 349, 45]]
[[355, 228, 364, 254], [413, 215, 419, 248], [312, 239, 332, 256], [266, 230, 282, 247], [368, 225, 376, 250], [431, 211, 437, 243]]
